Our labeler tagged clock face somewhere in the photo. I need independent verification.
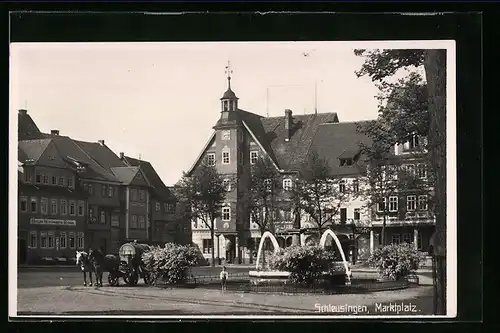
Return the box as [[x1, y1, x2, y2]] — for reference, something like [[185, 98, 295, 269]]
[[222, 130, 230, 140]]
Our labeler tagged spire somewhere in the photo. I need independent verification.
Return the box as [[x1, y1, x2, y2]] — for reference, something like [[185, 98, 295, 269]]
[[225, 61, 233, 90]]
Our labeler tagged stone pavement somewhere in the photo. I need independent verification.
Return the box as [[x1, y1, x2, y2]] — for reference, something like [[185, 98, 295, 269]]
[[17, 284, 434, 316]]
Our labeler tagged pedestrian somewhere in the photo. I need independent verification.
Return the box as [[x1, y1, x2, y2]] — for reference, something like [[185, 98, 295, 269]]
[[346, 264, 352, 286], [220, 266, 228, 292]]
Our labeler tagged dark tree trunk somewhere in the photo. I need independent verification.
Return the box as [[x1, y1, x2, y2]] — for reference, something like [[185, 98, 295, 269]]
[[381, 212, 387, 246], [424, 49, 447, 315], [210, 224, 215, 267]]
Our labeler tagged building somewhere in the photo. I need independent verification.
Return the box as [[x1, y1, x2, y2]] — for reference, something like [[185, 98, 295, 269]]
[[17, 109, 188, 263], [187, 71, 435, 264], [121, 155, 191, 245]]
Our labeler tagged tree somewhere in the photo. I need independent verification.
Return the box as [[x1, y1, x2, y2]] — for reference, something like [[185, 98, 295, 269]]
[[176, 161, 227, 267], [294, 151, 348, 238], [357, 144, 430, 246], [243, 156, 282, 237], [354, 48, 447, 315]]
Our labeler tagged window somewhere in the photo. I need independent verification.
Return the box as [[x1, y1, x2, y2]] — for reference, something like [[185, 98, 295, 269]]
[[239, 151, 244, 164], [407, 195, 416, 211], [404, 135, 420, 150], [35, 173, 42, 184], [77, 232, 84, 249], [403, 233, 412, 244], [131, 215, 138, 228], [138, 216, 145, 229], [139, 190, 145, 201], [101, 184, 107, 197], [108, 185, 114, 198], [100, 210, 106, 224], [78, 201, 85, 216], [40, 232, 48, 248], [283, 178, 292, 191], [51, 176, 57, 185], [47, 232, 55, 249], [60, 232, 67, 249], [43, 174, 49, 184], [389, 196, 398, 212], [69, 232, 76, 249], [417, 164, 427, 178], [351, 180, 360, 196], [207, 153, 216, 166], [354, 208, 360, 220], [60, 199, 67, 215], [40, 198, 48, 215], [377, 198, 387, 212], [131, 189, 138, 201], [391, 234, 401, 245], [417, 234, 422, 250], [88, 184, 94, 195], [111, 214, 119, 227], [29, 231, 37, 248], [67, 177, 74, 188], [283, 210, 292, 220], [418, 195, 428, 210], [30, 198, 38, 213], [222, 207, 231, 221], [69, 201, 76, 216], [50, 199, 58, 215], [264, 179, 272, 192], [406, 164, 416, 177], [340, 208, 347, 224], [155, 202, 161, 212], [250, 151, 259, 165], [222, 150, 230, 164], [59, 176, 65, 186], [340, 158, 353, 167], [202, 239, 213, 254], [20, 197, 28, 212], [223, 179, 232, 192], [339, 179, 346, 193], [165, 203, 175, 213], [24, 170, 33, 183]]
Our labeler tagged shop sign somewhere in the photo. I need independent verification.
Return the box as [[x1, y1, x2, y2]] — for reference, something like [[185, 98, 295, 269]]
[[30, 218, 76, 226]]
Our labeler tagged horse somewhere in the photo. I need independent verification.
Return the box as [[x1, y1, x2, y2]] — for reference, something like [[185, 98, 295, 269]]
[[75, 251, 94, 287], [88, 249, 120, 287]]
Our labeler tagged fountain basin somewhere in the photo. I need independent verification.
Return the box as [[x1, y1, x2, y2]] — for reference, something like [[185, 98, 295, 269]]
[[248, 269, 347, 286]]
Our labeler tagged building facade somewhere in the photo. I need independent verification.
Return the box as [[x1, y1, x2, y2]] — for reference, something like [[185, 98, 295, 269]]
[[188, 73, 435, 264]]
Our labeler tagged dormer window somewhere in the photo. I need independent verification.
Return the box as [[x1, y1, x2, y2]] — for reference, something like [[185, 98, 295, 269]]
[[340, 158, 354, 167], [403, 134, 421, 151]]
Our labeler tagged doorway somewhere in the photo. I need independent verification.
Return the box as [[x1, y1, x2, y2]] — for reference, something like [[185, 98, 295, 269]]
[[18, 239, 27, 264]]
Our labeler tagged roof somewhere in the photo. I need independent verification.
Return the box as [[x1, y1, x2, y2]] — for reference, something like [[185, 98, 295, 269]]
[[110, 166, 141, 185], [123, 156, 175, 200], [18, 139, 52, 163], [18, 111, 47, 140], [74, 140, 127, 171], [309, 121, 372, 176], [221, 88, 238, 100]]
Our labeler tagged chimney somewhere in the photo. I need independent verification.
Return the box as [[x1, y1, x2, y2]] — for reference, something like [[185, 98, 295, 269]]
[[98, 140, 105, 146], [119, 152, 124, 160], [284, 109, 293, 142], [18, 109, 27, 116], [51, 129, 60, 135]]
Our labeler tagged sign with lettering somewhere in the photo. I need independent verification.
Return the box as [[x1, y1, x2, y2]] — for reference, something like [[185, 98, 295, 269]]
[[30, 218, 76, 226]]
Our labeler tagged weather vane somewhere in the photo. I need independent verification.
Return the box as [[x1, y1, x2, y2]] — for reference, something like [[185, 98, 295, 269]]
[[225, 61, 233, 80]]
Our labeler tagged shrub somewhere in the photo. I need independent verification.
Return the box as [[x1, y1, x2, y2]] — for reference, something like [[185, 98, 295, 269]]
[[142, 243, 199, 285], [368, 243, 423, 281], [268, 245, 345, 285]]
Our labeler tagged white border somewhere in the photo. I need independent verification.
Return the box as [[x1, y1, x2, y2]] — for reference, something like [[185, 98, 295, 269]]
[[9, 40, 457, 319]]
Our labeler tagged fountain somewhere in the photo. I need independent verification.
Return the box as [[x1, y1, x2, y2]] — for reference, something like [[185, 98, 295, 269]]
[[248, 229, 350, 285]]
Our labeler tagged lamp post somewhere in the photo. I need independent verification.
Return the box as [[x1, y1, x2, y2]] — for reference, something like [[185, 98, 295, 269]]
[[215, 232, 221, 265]]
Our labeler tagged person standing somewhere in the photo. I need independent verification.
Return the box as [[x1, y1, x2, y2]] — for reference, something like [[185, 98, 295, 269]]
[[220, 266, 228, 292]]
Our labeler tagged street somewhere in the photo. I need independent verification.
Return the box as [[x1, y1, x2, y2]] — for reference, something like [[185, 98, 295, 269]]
[[15, 266, 434, 316]]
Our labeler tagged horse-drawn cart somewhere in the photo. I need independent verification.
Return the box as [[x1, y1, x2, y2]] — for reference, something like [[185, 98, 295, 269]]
[[108, 242, 153, 286]]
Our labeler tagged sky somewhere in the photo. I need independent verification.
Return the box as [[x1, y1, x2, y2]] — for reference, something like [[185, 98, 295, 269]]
[[11, 41, 426, 186]]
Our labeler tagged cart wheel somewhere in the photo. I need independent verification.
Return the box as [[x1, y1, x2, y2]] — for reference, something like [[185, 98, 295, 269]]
[[143, 273, 153, 285], [108, 273, 119, 286], [127, 272, 139, 286]]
